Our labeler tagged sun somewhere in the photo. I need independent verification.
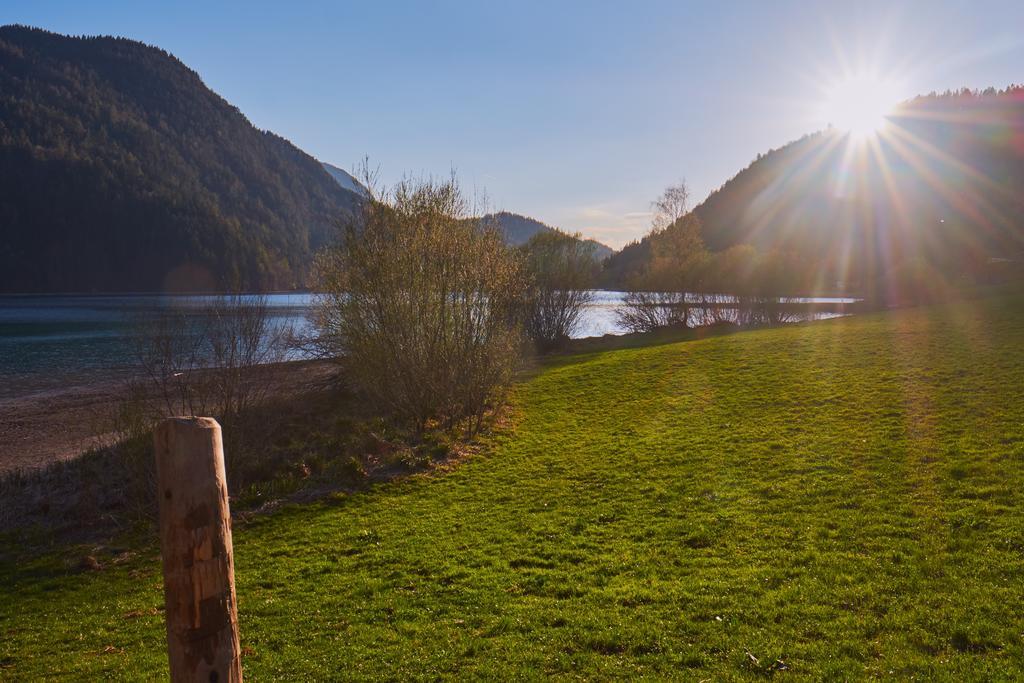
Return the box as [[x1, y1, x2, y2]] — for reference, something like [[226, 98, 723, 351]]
[[820, 72, 904, 140]]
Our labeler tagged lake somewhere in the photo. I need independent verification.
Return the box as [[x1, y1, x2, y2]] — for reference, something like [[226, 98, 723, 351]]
[[0, 292, 852, 400]]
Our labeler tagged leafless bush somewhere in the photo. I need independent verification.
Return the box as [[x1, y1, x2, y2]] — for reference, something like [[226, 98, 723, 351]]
[[617, 184, 708, 334], [616, 291, 690, 333], [750, 298, 800, 326], [116, 294, 294, 484], [520, 230, 597, 351], [313, 175, 524, 433], [128, 305, 205, 417], [203, 294, 292, 420], [126, 294, 290, 424]]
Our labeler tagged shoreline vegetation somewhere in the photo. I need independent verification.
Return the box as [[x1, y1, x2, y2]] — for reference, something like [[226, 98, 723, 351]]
[[0, 291, 858, 403], [0, 297, 785, 554], [0, 298, 861, 475]]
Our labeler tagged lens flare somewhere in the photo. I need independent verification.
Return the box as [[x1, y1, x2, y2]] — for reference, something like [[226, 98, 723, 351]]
[[820, 73, 905, 140]]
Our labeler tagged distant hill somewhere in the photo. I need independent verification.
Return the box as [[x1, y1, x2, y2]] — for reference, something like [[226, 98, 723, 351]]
[[485, 211, 614, 261], [322, 162, 368, 197], [0, 25, 362, 292], [605, 87, 1024, 293]]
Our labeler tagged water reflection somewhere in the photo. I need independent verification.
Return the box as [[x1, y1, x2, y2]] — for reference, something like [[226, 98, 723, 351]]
[[0, 292, 855, 399]]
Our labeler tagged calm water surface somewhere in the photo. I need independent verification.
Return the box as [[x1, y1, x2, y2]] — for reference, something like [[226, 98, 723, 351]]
[[0, 292, 852, 400]]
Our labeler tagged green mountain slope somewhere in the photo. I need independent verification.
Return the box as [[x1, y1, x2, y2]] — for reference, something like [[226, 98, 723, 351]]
[[0, 25, 361, 292]]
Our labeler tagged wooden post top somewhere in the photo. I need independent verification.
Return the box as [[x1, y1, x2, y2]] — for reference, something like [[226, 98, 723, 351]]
[[155, 417, 242, 683]]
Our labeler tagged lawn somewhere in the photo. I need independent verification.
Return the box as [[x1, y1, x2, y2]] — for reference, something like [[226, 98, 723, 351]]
[[3, 294, 1024, 680]]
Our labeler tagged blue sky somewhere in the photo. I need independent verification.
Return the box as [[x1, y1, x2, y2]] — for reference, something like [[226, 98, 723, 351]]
[[6, 0, 1024, 247]]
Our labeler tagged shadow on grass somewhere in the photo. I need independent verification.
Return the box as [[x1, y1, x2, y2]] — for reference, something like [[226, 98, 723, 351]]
[[0, 378, 486, 566]]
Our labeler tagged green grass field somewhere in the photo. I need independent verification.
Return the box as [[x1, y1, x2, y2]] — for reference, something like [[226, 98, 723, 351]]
[[3, 294, 1024, 680]]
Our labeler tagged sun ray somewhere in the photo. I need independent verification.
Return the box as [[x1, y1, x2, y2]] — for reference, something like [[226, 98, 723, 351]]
[[740, 133, 846, 244], [819, 72, 905, 140], [881, 124, 998, 234]]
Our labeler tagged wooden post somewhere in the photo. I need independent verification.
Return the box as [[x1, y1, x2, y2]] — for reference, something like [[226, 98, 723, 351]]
[[154, 417, 242, 683]]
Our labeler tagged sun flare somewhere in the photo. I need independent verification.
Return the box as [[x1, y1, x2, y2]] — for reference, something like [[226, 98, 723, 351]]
[[820, 73, 904, 140]]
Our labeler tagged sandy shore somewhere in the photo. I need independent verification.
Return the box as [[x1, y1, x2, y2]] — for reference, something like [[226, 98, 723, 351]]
[[0, 360, 338, 475], [0, 380, 123, 474]]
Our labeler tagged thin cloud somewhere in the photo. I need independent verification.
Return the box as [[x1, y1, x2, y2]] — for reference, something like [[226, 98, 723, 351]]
[[563, 204, 652, 249]]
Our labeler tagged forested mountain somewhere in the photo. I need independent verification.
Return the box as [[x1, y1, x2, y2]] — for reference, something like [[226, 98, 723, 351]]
[[0, 25, 361, 292], [484, 211, 614, 261], [606, 87, 1024, 296]]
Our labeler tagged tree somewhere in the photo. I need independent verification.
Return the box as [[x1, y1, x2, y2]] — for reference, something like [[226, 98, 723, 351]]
[[617, 183, 708, 333], [650, 180, 691, 233], [519, 230, 598, 351], [313, 176, 524, 432], [648, 213, 705, 286]]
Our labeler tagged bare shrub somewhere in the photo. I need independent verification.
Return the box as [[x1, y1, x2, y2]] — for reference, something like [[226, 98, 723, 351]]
[[103, 294, 294, 490], [128, 305, 206, 416], [520, 230, 597, 351], [313, 175, 524, 432], [618, 184, 706, 333], [700, 246, 810, 327], [126, 294, 289, 423], [202, 294, 292, 420], [616, 291, 689, 333]]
